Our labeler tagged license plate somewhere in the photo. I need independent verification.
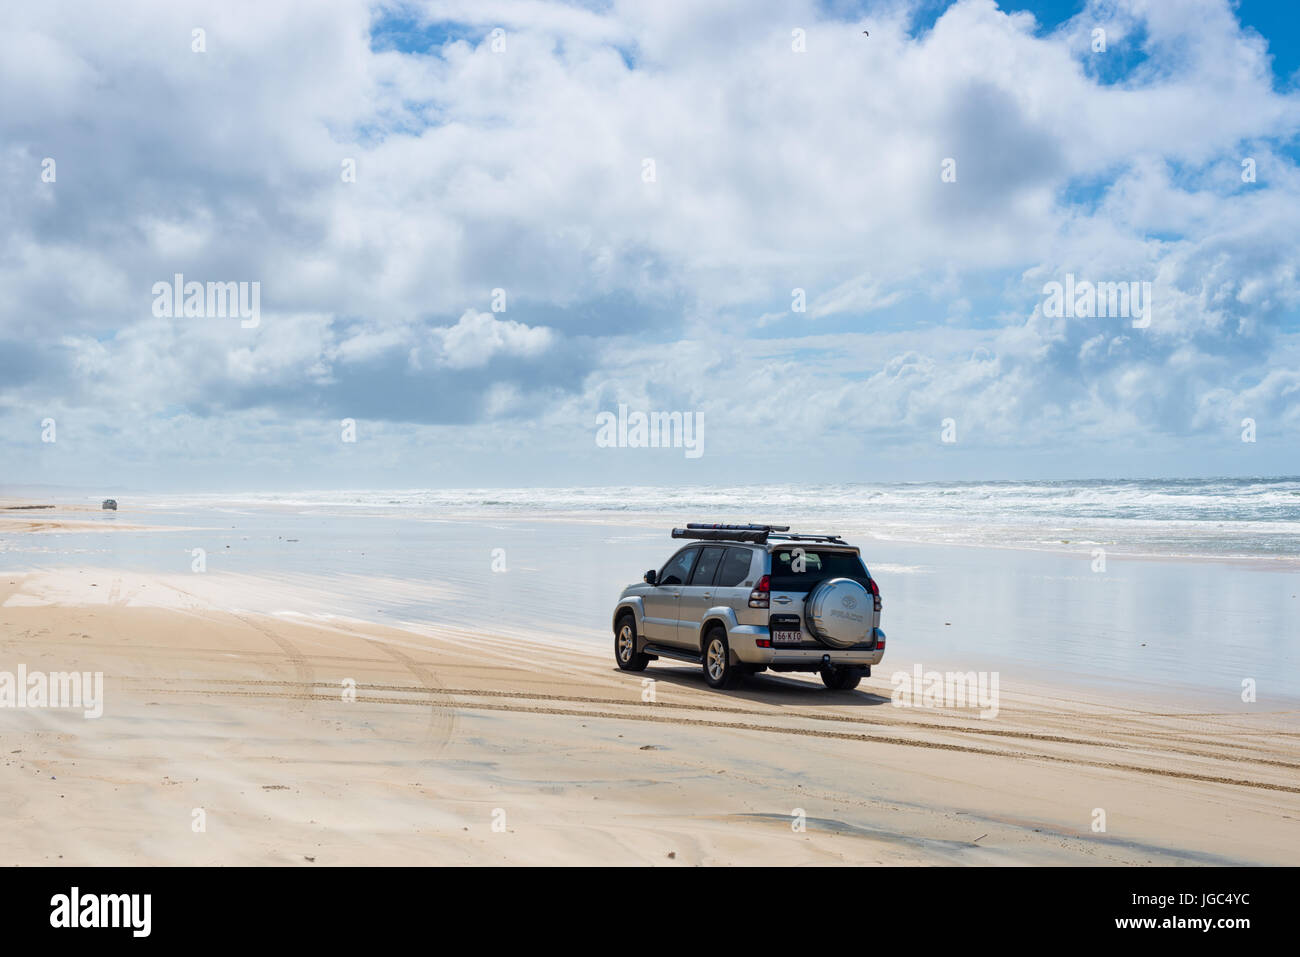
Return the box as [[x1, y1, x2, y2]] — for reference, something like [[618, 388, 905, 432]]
[[772, 629, 802, 644]]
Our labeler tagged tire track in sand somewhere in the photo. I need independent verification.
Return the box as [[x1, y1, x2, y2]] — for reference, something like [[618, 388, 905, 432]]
[[129, 677, 1300, 774], [230, 613, 316, 718], [350, 639, 456, 752], [136, 684, 1300, 795]]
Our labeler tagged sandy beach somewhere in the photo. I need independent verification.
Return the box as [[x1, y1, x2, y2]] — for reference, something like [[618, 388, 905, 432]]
[[6, 0, 1300, 890], [2, 542, 1298, 866]]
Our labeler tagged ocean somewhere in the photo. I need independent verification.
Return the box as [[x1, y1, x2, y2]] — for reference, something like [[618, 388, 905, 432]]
[[2, 477, 1297, 699], [131, 476, 1300, 560]]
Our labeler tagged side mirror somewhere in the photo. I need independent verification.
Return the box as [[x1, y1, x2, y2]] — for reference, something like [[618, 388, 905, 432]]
[[643, 569, 657, 585]]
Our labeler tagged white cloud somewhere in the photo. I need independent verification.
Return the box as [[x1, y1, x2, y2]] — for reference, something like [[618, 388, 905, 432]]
[[430, 309, 556, 368], [1, 0, 1298, 486]]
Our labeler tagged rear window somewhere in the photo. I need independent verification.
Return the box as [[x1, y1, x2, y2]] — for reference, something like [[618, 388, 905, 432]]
[[769, 548, 870, 592]]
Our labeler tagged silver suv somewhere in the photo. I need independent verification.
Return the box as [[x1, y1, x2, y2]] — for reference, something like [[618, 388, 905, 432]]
[[611, 524, 886, 691]]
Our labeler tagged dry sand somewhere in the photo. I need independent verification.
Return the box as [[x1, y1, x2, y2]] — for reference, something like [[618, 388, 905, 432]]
[[1, 567, 1297, 866]]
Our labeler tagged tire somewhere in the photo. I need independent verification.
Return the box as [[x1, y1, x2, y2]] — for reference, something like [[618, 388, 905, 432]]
[[702, 627, 742, 689], [820, 665, 863, 691], [615, 614, 650, 671]]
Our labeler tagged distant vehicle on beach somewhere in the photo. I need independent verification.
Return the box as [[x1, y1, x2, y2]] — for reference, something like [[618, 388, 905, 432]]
[[101, 499, 117, 510], [612, 523, 885, 691]]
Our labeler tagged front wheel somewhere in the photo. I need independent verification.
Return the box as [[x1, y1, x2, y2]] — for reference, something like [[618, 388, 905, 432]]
[[615, 616, 650, 671], [820, 665, 863, 691], [703, 628, 743, 689]]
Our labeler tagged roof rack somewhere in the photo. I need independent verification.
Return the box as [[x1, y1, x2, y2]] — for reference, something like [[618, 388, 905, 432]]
[[673, 526, 768, 543], [671, 523, 844, 545], [685, 523, 789, 532]]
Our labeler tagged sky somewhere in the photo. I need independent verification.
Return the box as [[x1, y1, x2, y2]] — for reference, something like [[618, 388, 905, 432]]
[[2, 0, 1298, 491]]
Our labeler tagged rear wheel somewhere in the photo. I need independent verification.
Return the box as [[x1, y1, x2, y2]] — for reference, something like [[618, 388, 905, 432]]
[[615, 615, 649, 671], [703, 627, 742, 689], [820, 665, 863, 691]]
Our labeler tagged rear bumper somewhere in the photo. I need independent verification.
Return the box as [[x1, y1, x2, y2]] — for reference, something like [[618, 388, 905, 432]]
[[729, 625, 885, 670]]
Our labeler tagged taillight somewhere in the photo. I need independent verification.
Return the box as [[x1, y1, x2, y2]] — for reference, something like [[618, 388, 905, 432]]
[[749, 574, 770, 608], [867, 577, 881, 612]]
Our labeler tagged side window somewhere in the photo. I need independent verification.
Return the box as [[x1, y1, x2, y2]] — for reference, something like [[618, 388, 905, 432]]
[[659, 547, 698, 586], [715, 547, 753, 587], [689, 546, 724, 585]]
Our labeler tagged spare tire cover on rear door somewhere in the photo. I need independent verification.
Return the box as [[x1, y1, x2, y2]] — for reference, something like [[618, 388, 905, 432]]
[[805, 577, 871, 649]]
